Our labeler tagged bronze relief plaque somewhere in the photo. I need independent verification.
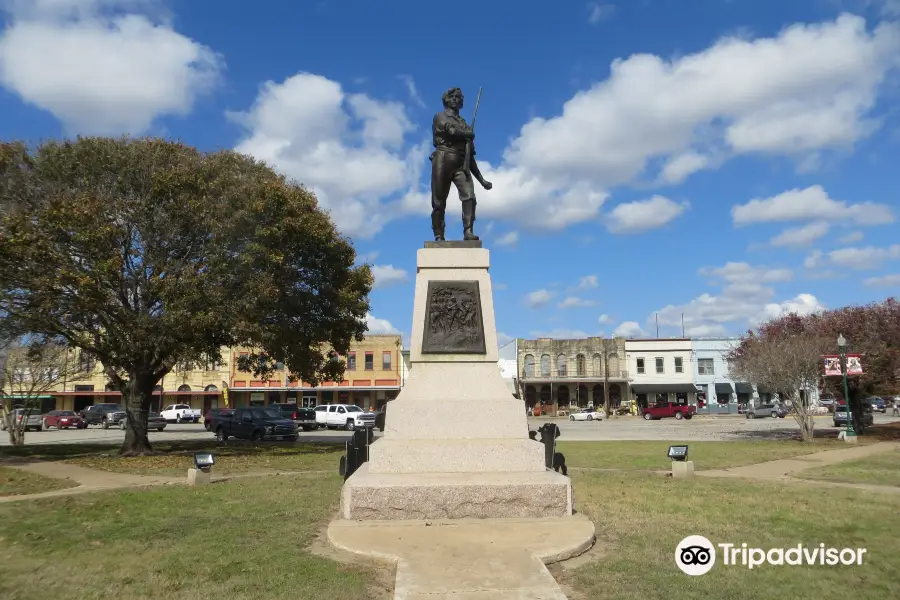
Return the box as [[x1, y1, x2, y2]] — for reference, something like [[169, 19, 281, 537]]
[[421, 280, 486, 354]]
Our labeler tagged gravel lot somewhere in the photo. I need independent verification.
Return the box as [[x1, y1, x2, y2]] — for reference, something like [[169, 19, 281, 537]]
[[3, 413, 898, 446]]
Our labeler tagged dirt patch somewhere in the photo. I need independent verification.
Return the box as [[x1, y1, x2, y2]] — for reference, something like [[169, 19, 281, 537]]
[[307, 517, 395, 600]]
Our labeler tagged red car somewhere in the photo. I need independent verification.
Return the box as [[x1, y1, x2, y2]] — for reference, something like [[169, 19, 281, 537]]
[[43, 410, 86, 429], [642, 402, 696, 421]]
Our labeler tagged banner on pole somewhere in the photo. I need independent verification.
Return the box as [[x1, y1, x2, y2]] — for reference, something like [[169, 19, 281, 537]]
[[823, 354, 863, 376]]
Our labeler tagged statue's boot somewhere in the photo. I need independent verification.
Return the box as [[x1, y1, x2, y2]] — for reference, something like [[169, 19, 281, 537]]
[[462, 199, 479, 241], [432, 212, 445, 241]]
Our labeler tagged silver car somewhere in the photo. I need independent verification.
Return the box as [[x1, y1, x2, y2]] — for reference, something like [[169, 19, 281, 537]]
[[833, 405, 874, 428], [1, 408, 44, 432]]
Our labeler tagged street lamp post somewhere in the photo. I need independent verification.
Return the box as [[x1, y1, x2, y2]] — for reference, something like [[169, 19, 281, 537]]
[[838, 334, 855, 438]]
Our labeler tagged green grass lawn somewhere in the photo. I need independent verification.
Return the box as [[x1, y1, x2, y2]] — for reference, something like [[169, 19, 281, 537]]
[[793, 447, 900, 487], [0, 466, 78, 496], [559, 471, 900, 600], [557, 439, 846, 471], [63, 443, 344, 477], [0, 473, 388, 600]]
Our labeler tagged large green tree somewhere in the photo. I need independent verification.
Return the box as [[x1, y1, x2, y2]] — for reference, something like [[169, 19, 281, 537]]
[[0, 138, 372, 454]]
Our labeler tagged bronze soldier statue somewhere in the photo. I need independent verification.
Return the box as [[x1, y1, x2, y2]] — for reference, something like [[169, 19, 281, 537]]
[[430, 87, 492, 241]]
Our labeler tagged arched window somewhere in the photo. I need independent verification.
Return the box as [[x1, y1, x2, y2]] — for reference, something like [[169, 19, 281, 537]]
[[592, 354, 601, 376], [576, 354, 586, 377], [608, 354, 619, 377], [177, 384, 191, 392], [557, 354, 567, 377], [557, 385, 570, 406], [524, 354, 535, 377], [540, 354, 551, 377], [204, 384, 218, 392]]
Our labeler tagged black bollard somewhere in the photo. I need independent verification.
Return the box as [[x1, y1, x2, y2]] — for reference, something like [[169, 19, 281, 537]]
[[341, 425, 375, 480], [538, 423, 560, 470]]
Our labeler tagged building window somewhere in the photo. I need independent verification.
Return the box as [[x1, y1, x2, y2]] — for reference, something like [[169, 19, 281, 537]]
[[592, 354, 601, 376], [540, 354, 551, 377], [698, 358, 714, 375], [655, 357, 664, 374], [636, 358, 645, 374], [675, 357, 683, 373], [347, 352, 356, 370], [382, 351, 392, 370], [576, 354, 586, 377], [655, 392, 668, 404], [524, 354, 535, 377], [275, 361, 284, 371], [557, 354, 567, 377], [364, 352, 374, 370]]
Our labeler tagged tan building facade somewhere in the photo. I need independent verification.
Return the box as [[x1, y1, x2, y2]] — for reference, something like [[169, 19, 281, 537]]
[[517, 337, 630, 416], [2, 335, 402, 414]]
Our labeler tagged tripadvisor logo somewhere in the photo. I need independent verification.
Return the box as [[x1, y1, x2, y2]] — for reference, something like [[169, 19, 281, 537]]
[[675, 536, 867, 575]]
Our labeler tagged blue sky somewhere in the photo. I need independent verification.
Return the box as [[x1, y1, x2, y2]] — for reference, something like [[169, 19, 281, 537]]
[[1, 0, 899, 347]]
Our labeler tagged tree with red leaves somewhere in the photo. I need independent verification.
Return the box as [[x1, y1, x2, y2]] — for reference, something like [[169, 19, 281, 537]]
[[728, 298, 900, 436]]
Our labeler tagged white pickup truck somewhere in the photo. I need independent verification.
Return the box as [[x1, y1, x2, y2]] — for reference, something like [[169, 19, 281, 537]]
[[315, 404, 376, 431], [160, 404, 202, 423]]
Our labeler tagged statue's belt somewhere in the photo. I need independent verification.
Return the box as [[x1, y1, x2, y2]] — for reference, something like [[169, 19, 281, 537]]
[[430, 148, 468, 161]]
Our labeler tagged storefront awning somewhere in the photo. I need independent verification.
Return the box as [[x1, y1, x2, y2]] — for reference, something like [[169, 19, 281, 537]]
[[631, 383, 699, 394], [715, 383, 734, 395], [735, 382, 754, 394], [234, 386, 401, 392]]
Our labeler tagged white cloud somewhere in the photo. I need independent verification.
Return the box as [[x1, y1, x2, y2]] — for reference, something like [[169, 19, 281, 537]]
[[0, 0, 221, 134], [494, 282, 508, 291], [605, 195, 689, 234], [575, 275, 599, 290], [732, 185, 894, 226], [863, 273, 900, 287], [558, 296, 597, 309], [524, 289, 555, 308], [587, 2, 615, 24], [653, 261, 819, 336], [357, 251, 379, 263], [806, 244, 900, 270], [839, 231, 864, 244], [598, 314, 612, 325], [397, 74, 425, 108], [769, 222, 830, 247], [613, 321, 645, 337], [371, 264, 409, 289], [659, 152, 710, 184], [759, 293, 827, 322], [495, 231, 519, 247], [365, 313, 399, 334], [229, 72, 421, 238]]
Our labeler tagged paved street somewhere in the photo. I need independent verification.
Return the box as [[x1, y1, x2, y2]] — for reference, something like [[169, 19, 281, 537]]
[[4, 413, 898, 446]]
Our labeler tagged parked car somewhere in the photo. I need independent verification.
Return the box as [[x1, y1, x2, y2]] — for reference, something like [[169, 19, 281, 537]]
[[642, 402, 695, 421], [160, 404, 202, 423], [1, 407, 43, 431], [321, 404, 377, 431], [266, 403, 318, 431], [118, 411, 167, 431], [866, 397, 886, 413], [746, 404, 789, 419], [212, 407, 298, 442], [204, 408, 235, 431], [43, 410, 86, 429], [569, 407, 605, 421], [80, 404, 126, 428], [833, 405, 874, 428]]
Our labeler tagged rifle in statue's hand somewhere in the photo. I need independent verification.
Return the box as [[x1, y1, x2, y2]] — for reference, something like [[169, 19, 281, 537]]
[[463, 86, 483, 181]]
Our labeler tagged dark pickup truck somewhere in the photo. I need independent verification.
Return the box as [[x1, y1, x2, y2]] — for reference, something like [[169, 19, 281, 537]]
[[80, 403, 127, 428], [642, 402, 696, 421], [267, 403, 318, 431], [213, 407, 299, 442]]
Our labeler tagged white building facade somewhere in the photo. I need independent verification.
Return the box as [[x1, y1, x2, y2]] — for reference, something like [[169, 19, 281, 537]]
[[625, 338, 697, 409]]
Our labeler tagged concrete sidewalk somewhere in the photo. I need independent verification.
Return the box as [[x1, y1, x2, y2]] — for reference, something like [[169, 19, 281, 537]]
[[697, 441, 897, 481], [329, 515, 595, 599]]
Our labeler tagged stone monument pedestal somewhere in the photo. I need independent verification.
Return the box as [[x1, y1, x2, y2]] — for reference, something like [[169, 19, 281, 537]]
[[340, 242, 573, 520]]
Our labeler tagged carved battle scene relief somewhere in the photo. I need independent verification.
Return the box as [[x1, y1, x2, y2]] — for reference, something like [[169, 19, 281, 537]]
[[421, 281, 486, 354]]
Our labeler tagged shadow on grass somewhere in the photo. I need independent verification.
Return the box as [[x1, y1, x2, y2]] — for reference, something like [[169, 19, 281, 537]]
[[0, 439, 344, 464]]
